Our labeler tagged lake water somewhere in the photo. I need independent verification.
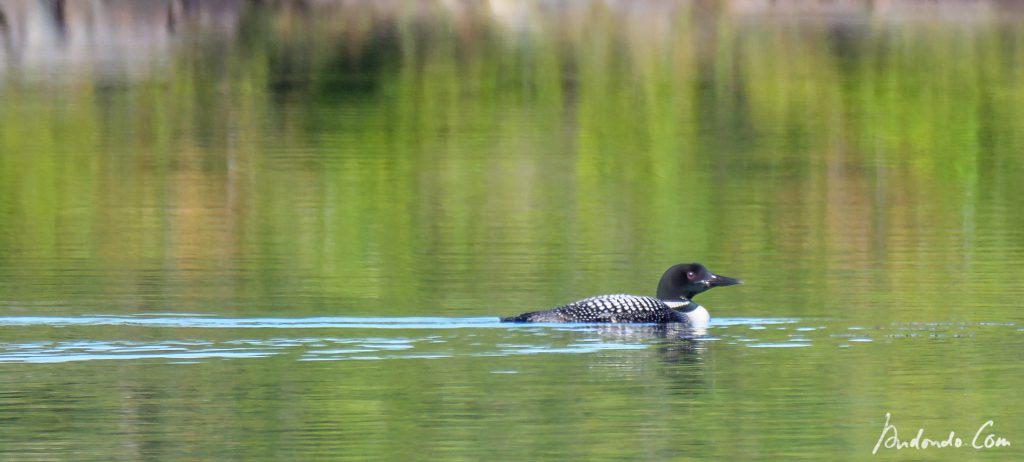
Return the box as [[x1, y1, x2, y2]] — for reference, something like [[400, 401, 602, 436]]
[[1, 1, 1023, 460]]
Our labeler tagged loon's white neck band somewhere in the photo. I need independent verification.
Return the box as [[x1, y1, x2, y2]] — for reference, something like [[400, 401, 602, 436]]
[[664, 299, 698, 312], [664, 300, 688, 309]]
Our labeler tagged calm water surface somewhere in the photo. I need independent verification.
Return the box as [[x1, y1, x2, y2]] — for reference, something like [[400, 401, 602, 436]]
[[2, 1, 1024, 460]]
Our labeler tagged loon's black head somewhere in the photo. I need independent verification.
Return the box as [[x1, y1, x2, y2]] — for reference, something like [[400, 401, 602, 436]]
[[656, 263, 741, 300]]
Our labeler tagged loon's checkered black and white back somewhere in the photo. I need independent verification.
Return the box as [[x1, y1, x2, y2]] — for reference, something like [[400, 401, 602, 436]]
[[501, 294, 682, 323]]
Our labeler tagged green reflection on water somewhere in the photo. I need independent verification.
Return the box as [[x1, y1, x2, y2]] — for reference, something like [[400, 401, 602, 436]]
[[1, 1, 1024, 461], [2, 2, 1023, 322]]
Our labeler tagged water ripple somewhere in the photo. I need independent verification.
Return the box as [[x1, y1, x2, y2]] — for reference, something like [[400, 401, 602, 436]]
[[0, 315, 502, 329], [0, 315, 802, 329], [0, 316, 1009, 364]]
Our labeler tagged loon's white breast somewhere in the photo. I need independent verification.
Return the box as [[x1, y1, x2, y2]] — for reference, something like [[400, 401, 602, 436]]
[[664, 300, 710, 327], [683, 305, 710, 327]]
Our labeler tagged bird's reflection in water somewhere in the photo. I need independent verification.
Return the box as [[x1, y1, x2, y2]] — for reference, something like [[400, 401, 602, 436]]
[[583, 323, 708, 341], [578, 323, 711, 392], [583, 323, 710, 365]]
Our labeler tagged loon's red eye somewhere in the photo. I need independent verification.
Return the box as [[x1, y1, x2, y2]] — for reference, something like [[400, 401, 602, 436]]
[[686, 271, 695, 280]]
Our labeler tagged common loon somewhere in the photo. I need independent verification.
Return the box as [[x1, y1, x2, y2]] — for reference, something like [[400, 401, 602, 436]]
[[501, 263, 740, 325]]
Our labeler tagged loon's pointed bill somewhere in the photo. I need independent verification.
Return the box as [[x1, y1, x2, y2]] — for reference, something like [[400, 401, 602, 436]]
[[501, 263, 741, 324], [706, 273, 742, 288]]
